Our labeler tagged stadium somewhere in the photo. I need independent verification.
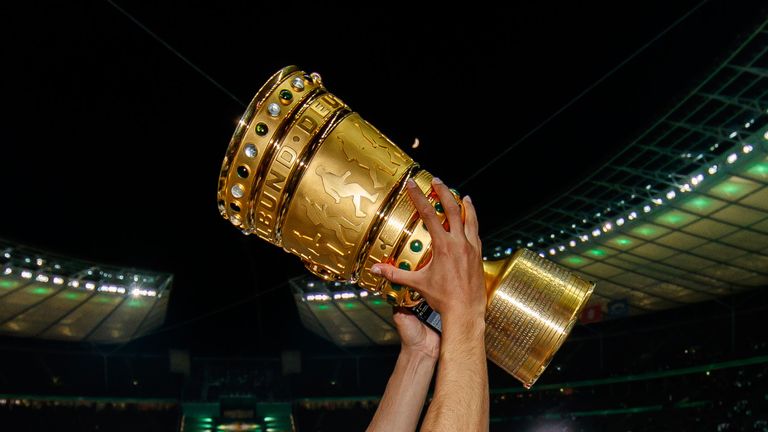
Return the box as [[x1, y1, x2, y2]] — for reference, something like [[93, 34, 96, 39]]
[[3, 2, 767, 431]]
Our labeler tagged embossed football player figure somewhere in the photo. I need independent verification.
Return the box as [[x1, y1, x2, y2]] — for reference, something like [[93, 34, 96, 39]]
[[315, 165, 379, 218]]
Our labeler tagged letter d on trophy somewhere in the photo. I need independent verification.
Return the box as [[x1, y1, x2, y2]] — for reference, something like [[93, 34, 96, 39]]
[[217, 66, 595, 388]]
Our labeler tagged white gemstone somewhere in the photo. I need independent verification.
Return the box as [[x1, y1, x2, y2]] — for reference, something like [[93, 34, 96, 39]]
[[292, 77, 305, 91], [244, 144, 258, 158], [231, 184, 245, 198], [268, 103, 281, 117]]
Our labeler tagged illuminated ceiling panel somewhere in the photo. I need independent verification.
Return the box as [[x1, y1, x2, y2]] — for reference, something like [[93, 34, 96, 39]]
[[290, 276, 399, 347], [0, 239, 173, 343], [483, 21, 768, 315]]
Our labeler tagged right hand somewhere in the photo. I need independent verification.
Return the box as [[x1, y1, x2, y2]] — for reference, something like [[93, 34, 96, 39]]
[[372, 177, 487, 324]]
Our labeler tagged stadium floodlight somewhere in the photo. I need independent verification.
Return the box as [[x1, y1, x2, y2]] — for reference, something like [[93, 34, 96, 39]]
[[85, 282, 96, 290], [616, 218, 625, 226], [729, 131, 738, 139], [743, 144, 753, 154], [35, 274, 50, 283], [727, 153, 738, 164], [708, 164, 718, 175], [666, 190, 676, 200], [21, 270, 32, 279], [591, 229, 601, 237], [53, 276, 64, 285], [548, 248, 556, 256], [569, 240, 576, 247], [628, 211, 638, 220], [643, 205, 652, 213]]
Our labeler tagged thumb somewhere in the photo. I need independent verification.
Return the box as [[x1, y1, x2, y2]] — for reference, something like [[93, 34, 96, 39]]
[[371, 263, 420, 288]]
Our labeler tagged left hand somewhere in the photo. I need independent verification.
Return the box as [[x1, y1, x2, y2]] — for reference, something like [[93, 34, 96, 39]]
[[393, 307, 440, 361]]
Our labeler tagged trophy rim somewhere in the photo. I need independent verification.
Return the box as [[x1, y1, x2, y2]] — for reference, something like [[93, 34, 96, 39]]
[[216, 65, 302, 214]]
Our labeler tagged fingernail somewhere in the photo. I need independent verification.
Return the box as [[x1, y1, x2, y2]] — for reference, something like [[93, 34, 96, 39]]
[[370, 265, 382, 275], [432, 177, 443, 184], [406, 178, 417, 188], [466, 195, 472, 204]]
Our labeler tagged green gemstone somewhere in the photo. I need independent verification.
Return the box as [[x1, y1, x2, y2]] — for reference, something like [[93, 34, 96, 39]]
[[434, 202, 444, 213], [398, 261, 411, 271], [391, 283, 402, 291], [279, 89, 293, 101], [255, 122, 268, 136], [410, 239, 423, 252]]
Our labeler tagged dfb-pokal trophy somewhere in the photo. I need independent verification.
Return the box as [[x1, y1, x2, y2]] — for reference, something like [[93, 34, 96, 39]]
[[217, 66, 595, 388]]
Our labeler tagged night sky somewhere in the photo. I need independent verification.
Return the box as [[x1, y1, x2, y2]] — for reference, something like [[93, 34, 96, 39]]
[[2, 1, 765, 357]]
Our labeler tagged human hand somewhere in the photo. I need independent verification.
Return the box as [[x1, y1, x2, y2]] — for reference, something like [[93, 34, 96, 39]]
[[393, 307, 440, 360], [372, 177, 486, 325]]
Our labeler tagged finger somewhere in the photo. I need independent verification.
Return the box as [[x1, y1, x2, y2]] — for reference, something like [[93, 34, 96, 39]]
[[432, 178, 462, 234], [406, 178, 445, 239], [371, 263, 421, 287], [462, 195, 481, 248]]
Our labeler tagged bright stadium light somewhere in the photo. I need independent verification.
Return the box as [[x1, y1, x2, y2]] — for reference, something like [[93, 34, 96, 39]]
[[666, 190, 676, 200], [708, 164, 718, 175], [727, 153, 738, 164], [591, 229, 601, 237], [557, 245, 565, 252], [743, 144, 753, 154], [628, 211, 637, 220], [652, 197, 663, 205], [691, 174, 704, 185], [69, 280, 80, 288], [35, 274, 49, 283], [359, 291, 368, 297], [616, 217, 625, 226], [643, 205, 652, 213], [85, 282, 96, 290], [3, 267, 11, 275], [53, 276, 64, 285], [548, 248, 556, 256], [729, 131, 738, 139], [569, 240, 576, 247], [21, 270, 32, 279]]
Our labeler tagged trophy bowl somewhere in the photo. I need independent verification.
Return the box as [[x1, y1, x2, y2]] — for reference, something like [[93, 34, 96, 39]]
[[217, 66, 595, 388]]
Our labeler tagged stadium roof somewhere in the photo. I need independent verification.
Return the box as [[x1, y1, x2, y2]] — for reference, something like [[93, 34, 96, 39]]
[[0, 239, 172, 343], [483, 21, 768, 314]]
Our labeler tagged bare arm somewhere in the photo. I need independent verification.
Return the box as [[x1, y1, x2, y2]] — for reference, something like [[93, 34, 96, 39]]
[[373, 177, 489, 432], [367, 309, 439, 432]]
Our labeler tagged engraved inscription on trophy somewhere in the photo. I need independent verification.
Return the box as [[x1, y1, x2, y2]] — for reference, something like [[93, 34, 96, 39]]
[[315, 166, 379, 218], [254, 146, 297, 239]]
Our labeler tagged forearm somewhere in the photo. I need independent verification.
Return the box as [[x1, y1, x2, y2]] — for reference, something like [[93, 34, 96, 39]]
[[367, 347, 437, 432], [421, 317, 489, 432]]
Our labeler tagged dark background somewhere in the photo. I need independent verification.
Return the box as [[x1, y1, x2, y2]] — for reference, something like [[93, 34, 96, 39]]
[[1, 0, 765, 362]]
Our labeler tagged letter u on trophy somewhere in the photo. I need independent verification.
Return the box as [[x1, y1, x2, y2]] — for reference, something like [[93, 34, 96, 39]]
[[217, 66, 595, 388]]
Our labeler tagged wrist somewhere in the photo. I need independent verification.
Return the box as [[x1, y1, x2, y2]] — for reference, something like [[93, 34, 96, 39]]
[[441, 313, 485, 339], [401, 343, 439, 362]]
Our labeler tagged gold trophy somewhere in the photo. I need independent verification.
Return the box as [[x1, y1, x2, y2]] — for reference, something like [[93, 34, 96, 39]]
[[217, 66, 595, 388]]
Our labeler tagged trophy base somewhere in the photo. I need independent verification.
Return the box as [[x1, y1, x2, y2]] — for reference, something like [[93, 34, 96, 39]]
[[412, 249, 594, 389]]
